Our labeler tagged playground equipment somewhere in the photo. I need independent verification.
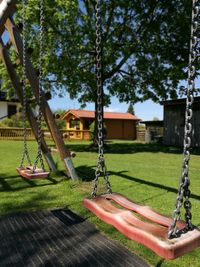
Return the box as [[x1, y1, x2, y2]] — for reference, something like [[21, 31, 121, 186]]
[[84, 0, 200, 260], [0, 0, 79, 180], [16, 0, 49, 179]]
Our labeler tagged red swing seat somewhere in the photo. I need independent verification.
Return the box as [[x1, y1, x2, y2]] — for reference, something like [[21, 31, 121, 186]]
[[83, 193, 200, 259], [16, 166, 49, 179]]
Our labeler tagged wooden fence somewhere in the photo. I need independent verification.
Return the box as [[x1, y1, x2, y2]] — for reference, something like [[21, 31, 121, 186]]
[[0, 127, 34, 140], [0, 127, 146, 142], [0, 127, 91, 141]]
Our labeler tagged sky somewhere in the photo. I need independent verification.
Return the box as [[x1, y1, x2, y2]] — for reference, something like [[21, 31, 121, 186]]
[[48, 95, 163, 121]]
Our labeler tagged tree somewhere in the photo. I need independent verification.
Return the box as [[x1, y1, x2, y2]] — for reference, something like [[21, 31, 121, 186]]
[[53, 109, 66, 130], [127, 102, 135, 115], [0, 1, 197, 105], [0, 113, 30, 128]]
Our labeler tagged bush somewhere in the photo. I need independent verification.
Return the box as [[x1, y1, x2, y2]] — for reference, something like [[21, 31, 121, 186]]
[[0, 113, 30, 128], [55, 119, 66, 130], [52, 109, 66, 130], [0, 121, 6, 127], [0, 112, 65, 130]]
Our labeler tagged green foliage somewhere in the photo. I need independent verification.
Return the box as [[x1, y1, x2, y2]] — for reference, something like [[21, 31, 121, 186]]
[[0, 121, 6, 127], [89, 121, 95, 141], [0, 110, 65, 130], [0, 113, 30, 128], [127, 102, 135, 115], [40, 119, 47, 129], [53, 109, 66, 117], [52, 109, 66, 130], [0, 1, 198, 105], [41, 117, 65, 130], [55, 119, 65, 130]]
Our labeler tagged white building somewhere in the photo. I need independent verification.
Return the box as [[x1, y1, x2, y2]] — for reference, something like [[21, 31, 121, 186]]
[[0, 91, 21, 121]]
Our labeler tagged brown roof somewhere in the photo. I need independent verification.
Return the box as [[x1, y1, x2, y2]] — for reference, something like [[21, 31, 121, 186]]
[[62, 109, 140, 121]]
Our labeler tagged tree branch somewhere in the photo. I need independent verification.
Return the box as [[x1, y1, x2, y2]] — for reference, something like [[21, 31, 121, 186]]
[[104, 1, 160, 81]]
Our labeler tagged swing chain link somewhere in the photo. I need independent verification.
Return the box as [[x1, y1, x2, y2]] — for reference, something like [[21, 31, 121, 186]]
[[92, 0, 112, 197], [168, 0, 199, 239], [20, 0, 32, 168], [33, 0, 45, 171]]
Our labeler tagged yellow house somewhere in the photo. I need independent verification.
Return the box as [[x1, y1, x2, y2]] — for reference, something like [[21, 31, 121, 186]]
[[62, 109, 140, 140]]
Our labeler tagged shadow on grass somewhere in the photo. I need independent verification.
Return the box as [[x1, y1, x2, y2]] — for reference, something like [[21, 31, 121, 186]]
[[113, 170, 200, 201], [77, 165, 200, 201], [76, 165, 96, 181], [0, 172, 60, 192], [58, 141, 200, 155], [156, 259, 165, 267]]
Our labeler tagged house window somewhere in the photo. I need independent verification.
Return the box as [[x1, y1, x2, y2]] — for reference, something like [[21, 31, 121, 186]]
[[69, 119, 80, 130], [8, 105, 17, 118]]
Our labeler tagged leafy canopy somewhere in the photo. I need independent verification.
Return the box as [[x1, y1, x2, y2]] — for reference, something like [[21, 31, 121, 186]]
[[0, 0, 196, 106]]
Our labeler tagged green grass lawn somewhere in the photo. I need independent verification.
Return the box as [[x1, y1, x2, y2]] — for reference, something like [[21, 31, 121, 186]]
[[0, 140, 200, 267]]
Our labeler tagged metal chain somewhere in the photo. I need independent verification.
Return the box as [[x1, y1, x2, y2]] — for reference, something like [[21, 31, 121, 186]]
[[33, 0, 45, 171], [92, 0, 112, 197], [168, 0, 199, 238], [20, 0, 32, 168]]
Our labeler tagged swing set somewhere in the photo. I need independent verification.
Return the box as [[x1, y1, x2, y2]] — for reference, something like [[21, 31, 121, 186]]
[[16, 0, 49, 179], [0, 0, 78, 180], [84, 0, 200, 260]]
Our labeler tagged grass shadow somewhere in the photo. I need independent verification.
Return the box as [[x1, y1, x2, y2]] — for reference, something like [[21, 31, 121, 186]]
[[75, 165, 200, 202], [76, 165, 96, 181], [61, 141, 200, 155], [109, 170, 200, 201], [156, 259, 165, 267], [0, 172, 61, 192]]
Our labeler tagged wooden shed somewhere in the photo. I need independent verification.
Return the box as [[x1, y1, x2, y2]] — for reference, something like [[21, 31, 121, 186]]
[[162, 97, 200, 147], [62, 109, 140, 140]]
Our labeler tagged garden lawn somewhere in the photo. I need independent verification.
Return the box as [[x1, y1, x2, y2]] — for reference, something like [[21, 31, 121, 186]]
[[0, 140, 200, 267]]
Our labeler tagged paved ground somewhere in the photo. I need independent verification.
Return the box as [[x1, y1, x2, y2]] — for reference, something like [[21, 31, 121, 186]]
[[0, 209, 150, 267]]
